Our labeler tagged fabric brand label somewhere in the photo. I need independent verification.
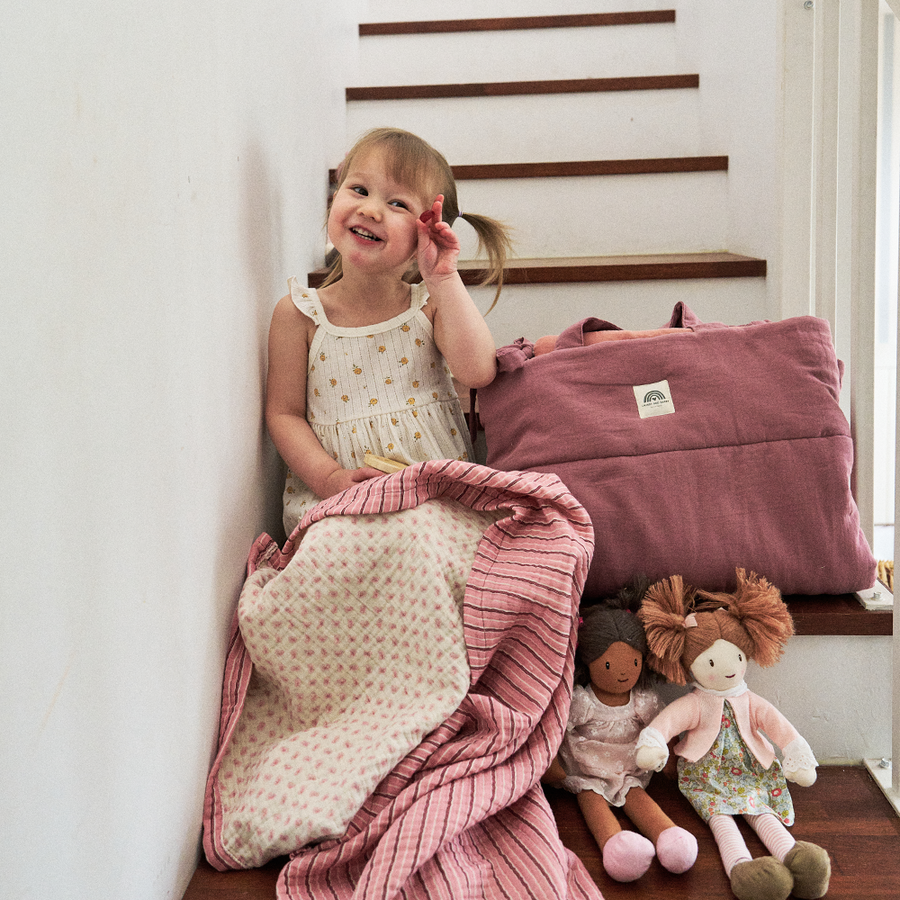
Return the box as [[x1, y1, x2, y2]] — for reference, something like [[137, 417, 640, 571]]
[[633, 379, 675, 418]]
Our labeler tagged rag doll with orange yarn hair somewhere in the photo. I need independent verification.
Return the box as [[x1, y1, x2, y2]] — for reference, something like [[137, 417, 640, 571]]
[[634, 569, 831, 900], [543, 579, 698, 882]]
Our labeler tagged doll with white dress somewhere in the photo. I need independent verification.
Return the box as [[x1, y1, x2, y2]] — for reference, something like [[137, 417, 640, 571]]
[[543, 580, 698, 882], [635, 569, 831, 900]]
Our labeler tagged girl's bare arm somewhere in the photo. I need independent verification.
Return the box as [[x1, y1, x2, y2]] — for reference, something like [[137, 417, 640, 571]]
[[265, 296, 380, 498], [417, 199, 497, 388]]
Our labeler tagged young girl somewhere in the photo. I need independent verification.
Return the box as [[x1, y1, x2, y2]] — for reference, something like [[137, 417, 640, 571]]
[[543, 581, 698, 882], [635, 570, 831, 900], [266, 128, 512, 535]]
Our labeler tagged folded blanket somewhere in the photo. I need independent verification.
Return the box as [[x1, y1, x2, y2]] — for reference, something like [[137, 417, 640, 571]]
[[203, 460, 601, 900]]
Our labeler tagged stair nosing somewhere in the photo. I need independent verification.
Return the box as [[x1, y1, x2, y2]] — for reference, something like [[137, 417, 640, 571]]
[[359, 11, 676, 36], [346, 74, 699, 102], [327, 157, 729, 184], [308, 254, 767, 288]]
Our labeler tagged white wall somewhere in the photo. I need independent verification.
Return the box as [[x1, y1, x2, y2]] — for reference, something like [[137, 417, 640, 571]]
[[0, 2, 356, 898]]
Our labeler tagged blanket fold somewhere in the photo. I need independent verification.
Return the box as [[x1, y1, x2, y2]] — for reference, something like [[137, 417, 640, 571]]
[[203, 460, 601, 900]]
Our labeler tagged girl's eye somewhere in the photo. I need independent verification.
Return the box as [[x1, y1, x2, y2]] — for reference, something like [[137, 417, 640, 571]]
[[351, 186, 368, 196], [389, 199, 409, 209]]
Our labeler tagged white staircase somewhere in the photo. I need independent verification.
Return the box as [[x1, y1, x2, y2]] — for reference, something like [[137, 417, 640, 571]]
[[303, 1, 895, 766], [312, 1, 775, 347]]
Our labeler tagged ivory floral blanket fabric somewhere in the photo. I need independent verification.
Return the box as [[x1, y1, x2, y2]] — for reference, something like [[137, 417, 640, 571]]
[[203, 460, 602, 900]]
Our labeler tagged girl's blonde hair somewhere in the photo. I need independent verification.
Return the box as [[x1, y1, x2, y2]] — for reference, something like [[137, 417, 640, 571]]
[[637, 569, 795, 685], [321, 127, 512, 309]]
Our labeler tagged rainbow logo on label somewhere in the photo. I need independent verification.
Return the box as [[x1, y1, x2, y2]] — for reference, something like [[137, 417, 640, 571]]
[[633, 380, 675, 419]]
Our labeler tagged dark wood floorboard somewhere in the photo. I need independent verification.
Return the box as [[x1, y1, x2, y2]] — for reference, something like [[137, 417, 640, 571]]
[[182, 767, 900, 900], [546, 766, 900, 900]]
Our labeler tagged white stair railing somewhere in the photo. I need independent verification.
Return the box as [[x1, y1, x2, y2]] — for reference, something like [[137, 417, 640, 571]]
[[788, 0, 898, 807]]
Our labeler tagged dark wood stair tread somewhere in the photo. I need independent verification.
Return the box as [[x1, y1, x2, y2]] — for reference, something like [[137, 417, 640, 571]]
[[783, 593, 892, 636], [462, 252, 766, 284], [359, 11, 676, 36], [451, 156, 728, 179], [328, 157, 729, 184], [346, 74, 699, 102], [307, 253, 766, 288]]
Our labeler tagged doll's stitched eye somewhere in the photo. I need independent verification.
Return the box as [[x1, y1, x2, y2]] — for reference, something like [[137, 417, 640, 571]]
[[709, 659, 715, 667], [634, 659, 639, 667], [605, 661, 610, 669]]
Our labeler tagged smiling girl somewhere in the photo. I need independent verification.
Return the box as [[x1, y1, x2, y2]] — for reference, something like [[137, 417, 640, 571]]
[[266, 128, 512, 535]]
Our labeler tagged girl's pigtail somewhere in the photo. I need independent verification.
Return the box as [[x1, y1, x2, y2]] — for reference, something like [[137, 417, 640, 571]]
[[638, 575, 696, 685], [699, 568, 794, 668], [458, 212, 513, 313]]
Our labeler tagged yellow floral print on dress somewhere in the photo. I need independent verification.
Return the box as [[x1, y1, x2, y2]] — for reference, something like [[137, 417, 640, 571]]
[[281, 279, 475, 538]]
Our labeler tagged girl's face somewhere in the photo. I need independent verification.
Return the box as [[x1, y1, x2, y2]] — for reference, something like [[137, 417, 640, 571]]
[[328, 148, 429, 278], [689, 638, 748, 691], [588, 640, 642, 703]]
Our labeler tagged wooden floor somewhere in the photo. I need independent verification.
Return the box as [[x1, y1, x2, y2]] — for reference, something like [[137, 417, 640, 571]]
[[183, 766, 899, 900]]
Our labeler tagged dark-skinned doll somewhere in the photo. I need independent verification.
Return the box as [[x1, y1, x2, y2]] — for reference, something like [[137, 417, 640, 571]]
[[543, 579, 698, 882]]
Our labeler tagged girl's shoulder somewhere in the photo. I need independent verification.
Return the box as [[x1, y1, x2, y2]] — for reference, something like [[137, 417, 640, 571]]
[[287, 277, 324, 323]]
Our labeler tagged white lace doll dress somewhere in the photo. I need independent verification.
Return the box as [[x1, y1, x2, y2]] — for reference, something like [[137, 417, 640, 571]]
[[558, 684, 663, 806], [281, 277, 474, 536]]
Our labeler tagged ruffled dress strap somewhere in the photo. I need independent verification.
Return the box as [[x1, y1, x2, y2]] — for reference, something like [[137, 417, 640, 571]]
[[288, 276, 324, 323]]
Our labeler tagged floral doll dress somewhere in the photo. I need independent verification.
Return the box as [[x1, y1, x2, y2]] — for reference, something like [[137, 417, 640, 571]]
[[678, 700, 795, 824], [281, 277, 474, 535]]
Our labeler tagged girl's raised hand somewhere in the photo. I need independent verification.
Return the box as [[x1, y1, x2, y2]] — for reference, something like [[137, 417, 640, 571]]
[[417, 195, 461, 282]]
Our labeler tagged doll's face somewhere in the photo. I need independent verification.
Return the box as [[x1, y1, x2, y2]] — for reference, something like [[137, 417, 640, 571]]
[[588, 640, 642, 702], [689, 639, 748, 691]]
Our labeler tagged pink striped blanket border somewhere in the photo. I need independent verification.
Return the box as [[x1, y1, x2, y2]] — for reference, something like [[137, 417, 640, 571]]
[[202, 461, 602, 899]]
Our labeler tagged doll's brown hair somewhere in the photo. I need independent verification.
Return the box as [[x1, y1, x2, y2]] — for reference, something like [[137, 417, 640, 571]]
[[320, 127, 513, 309], [575, 576, 656, 689], [637, 569, 794, 685]]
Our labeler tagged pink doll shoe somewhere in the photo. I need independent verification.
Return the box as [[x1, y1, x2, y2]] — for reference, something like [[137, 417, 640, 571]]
[[655, 825, 698, 873], [601, 829, 656, 882]]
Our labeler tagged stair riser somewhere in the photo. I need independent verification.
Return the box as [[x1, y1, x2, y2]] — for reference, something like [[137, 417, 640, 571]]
[[451, 171, 728, 258], [470, 278, 768, 346], [346, 90, 705, 163], [355, 25, 684, 85]]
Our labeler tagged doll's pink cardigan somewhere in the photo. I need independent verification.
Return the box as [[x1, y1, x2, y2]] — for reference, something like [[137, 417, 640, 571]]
[[640, 686, 806, 769]]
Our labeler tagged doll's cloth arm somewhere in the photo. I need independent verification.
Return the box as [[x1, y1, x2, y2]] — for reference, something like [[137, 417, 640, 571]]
[[781, 736, 818, 784], [748, 694, 808, 756], [636, 726, 670, 771], [747, 692, 817, 780], [641, 692, 702, 745]]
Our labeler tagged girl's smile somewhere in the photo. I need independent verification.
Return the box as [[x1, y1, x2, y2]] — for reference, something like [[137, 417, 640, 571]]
[[328, 149, 428, 275]]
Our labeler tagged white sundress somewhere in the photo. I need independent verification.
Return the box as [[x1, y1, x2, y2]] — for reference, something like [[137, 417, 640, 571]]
[[281, 277, 474, 536]]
